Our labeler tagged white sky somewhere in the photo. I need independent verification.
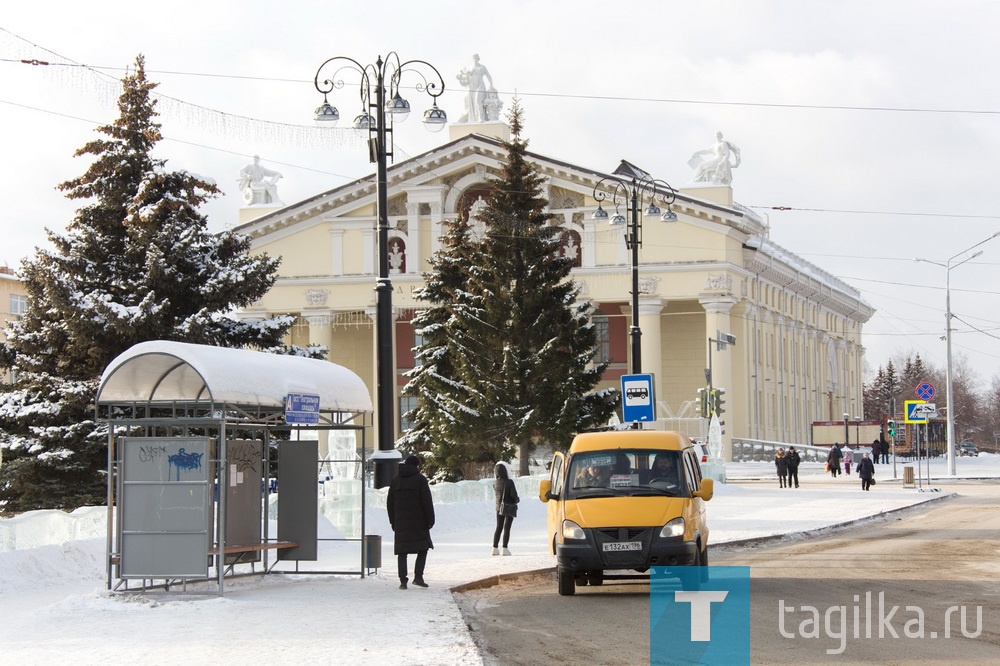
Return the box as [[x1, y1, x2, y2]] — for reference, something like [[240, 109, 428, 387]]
[[3, 1, 1000, 387], [3, 457, 995, 662]]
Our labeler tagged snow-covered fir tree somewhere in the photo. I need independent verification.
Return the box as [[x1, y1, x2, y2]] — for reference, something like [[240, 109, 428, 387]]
[[0, 56, 296, 512], [403, 101, 617, 478], [398, 214, 484, 481]]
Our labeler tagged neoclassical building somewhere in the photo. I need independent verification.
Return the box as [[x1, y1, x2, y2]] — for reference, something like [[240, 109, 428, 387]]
[[233, 124, 873, 460]]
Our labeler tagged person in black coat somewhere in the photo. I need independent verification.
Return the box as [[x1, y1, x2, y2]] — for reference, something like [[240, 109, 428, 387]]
[[827, 443, 843, 477], [492, 461, 519, 556], [871, 439, 881, 465], [785, 446, 801, 488], [857, 452, 876, 491], [774, 448, 789, 488], [387, 455, 435, 589]]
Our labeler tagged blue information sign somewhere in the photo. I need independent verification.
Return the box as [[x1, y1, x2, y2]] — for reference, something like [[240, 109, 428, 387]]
[[285, 393, 321, 425], [621, 374, 656, 423]]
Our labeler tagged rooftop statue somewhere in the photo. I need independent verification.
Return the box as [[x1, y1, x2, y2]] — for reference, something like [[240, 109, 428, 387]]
[[687, 131, 741, 185], [238, 155, 284, 206], [457, 54, 502, 123]]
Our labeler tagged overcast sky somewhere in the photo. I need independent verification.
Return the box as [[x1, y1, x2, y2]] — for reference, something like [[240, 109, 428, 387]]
[[3, 1, 1000, 388]]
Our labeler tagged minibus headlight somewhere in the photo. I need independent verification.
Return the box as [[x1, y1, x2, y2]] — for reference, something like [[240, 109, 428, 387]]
[[562, 520, 585, 540], [659, 517, 685, 538]]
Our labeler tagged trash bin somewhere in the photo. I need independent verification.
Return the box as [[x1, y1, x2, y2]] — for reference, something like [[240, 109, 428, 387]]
[[364, 534, 382, 572], [902, 465, 915, 488]]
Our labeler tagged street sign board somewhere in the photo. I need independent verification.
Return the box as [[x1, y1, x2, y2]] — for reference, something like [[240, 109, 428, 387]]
[[904, 399, 928, 424], [621, 374, 655, 423], [913, 403, 938, 418], [285, 392, 321, 425], [916, 382, 935, 401]]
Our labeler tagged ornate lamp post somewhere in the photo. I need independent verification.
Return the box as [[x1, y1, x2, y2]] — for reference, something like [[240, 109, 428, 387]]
[[313, 54, 446, 487], [592, 163, 677, 375], [914, 230, 1000, 476]]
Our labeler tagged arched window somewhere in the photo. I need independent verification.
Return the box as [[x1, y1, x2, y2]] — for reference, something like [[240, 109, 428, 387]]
[[560, 229, 582, 267], [388, 237, 406, 274]]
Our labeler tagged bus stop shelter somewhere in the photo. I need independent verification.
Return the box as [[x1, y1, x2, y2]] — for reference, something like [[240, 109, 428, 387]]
[[96, 340, 373, 596]]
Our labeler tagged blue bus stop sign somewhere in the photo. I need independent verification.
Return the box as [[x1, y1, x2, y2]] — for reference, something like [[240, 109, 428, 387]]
[[621, 374, 656, 423]]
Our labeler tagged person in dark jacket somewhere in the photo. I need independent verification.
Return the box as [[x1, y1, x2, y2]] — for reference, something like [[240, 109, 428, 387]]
[[827, 443, 843, 477], [880, 436, 890, 464], [387, 455, 435, 589], [492, 461, 519, 556], [785, 446, 801, 488], [774, 448, 789, 488], [871, 439, 881, 465], [857, 452, 876, 491]]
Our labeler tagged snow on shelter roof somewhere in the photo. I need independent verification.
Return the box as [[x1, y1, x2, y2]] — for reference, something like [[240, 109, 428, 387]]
[[96, 341, 372, 413]]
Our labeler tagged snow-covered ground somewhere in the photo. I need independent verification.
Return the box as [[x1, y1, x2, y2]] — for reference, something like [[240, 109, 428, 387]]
[[1, 454, 996, 665]]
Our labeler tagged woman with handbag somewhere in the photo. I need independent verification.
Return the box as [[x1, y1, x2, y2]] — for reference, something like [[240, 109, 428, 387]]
[[492, 461, 519, 556]]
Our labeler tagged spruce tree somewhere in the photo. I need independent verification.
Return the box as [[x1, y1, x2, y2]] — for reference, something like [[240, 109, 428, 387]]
[[406, 101, 617, 477], [398, 215, 481, 481], [0, 56, 294, 511]]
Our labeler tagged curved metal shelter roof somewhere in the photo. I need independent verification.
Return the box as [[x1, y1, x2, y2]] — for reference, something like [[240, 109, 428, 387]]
[[96, 340, 372, 413]]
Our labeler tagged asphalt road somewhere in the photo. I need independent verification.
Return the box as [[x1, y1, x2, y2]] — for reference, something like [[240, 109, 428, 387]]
[[453, 482, 1000, 665]]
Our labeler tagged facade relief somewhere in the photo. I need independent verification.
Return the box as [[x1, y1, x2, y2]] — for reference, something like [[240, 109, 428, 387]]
[[638, 276, 660, 296], [304, 289, 330, 306], [704, 273, 734, 293]]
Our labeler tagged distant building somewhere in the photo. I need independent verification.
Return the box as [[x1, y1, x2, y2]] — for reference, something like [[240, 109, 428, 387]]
[[233, 131, 873, 460], [0, 266, 27, 384]]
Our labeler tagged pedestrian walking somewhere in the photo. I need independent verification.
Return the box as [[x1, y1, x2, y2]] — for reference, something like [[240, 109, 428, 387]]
[[774, 448, 789, 488], [827, 443, 843, 477], [858, 452, 876, 491], [786, 446, 801, 488], [492, 461, 519, 556], [843, 446, 852, 476], [387, 455, 435, 590]]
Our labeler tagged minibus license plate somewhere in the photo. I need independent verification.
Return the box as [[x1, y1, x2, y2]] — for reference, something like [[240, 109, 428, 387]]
[[603, 541, 641, 552]]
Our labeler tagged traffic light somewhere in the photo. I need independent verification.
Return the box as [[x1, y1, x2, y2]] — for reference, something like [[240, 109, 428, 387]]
[[712, 388, 727, 416], [697, 388, 709, 418], [887, 419, 896, 438]]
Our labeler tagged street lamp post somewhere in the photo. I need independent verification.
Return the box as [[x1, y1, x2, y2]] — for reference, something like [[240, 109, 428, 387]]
[[592, 163, 677, 376], [915, 230, 1000, 476], [313, 54, 446, 488]]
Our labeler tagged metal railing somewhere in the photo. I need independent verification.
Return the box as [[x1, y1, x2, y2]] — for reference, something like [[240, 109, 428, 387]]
[[731, 438, 829, 463]]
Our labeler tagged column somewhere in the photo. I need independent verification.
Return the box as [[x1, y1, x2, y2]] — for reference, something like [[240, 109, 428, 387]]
[[700, 295, 737, 460], [330, 229, 344, 276], [306, 311, 334, 460], [637, 297, 666, 403], [406, 201, 420, 275]]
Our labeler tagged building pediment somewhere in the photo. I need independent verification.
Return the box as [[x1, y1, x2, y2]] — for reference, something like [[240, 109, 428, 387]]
[[233, 133, 765, 245]]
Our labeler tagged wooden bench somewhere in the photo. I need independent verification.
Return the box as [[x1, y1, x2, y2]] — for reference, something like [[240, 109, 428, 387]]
[[110, 541, 299, 565], [211, 541, 299, 556]]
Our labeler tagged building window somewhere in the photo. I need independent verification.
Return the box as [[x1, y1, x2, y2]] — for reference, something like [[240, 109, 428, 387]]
[[399, 396, 418, 432], [413, 332, 425, 367], [10, 294, 26, 318], [593, 310, 610, 364]]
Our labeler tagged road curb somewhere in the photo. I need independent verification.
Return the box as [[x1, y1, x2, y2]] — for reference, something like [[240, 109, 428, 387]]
[[450, 492, 957, 593], [714, 492, 957, 551], [450, 567, 554, 593]]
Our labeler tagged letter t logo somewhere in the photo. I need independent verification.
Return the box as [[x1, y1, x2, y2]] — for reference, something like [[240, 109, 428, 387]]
[[674, 591, 729, 641]]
